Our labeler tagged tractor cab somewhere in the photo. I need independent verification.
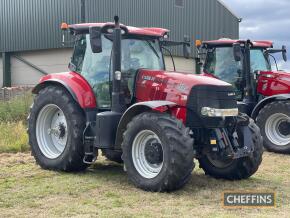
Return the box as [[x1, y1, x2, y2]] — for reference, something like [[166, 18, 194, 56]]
[[198, 39, 287, 102], [67, 23, 168, 109], [200, 39, 272, 99], [65, 22, 190, 110]]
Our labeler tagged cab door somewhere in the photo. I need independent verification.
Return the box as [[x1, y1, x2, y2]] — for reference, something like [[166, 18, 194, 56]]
[[70, 35, 113, 109]]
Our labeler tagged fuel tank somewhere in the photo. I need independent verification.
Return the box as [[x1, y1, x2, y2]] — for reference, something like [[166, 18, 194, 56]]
[[257, 71, 290, 96]]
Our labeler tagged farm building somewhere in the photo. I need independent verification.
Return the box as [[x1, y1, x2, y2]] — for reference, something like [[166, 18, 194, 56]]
[[0, 0, 239, 87]]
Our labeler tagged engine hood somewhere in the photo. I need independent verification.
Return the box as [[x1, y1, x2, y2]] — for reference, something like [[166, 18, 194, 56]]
[[259, 70, 290, 78], [257, 70, 290, 96], [135, 69, 234, 107]]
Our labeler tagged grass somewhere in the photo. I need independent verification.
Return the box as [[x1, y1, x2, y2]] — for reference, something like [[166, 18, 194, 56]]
[[0, 93, 33, 123], [0, 92, 32, 153], [0, 152, 289, 218], [0, 122, 29, 153], [0, 94, 289, 217]]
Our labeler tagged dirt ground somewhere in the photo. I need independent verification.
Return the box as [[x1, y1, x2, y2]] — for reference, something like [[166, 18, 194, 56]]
[[0, 152, 289, 218]]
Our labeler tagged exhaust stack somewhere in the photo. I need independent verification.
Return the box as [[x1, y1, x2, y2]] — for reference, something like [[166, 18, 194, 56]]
[[111, 16, 124, 113], [243, 40, 255, 113]]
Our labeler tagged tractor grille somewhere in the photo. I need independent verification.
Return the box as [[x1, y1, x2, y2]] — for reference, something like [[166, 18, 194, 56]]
[[186, 85, 238, 128]]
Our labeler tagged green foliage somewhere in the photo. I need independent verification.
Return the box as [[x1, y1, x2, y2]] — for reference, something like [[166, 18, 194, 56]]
[[0, 121, 29, 153], [0, 93, 33, 123], [0, 93, 32, 153]]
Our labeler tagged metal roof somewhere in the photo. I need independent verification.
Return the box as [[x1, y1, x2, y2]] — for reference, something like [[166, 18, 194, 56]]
[[202, 39, 273, 48], [67, 23, 169, 37], [217, 0, 240, 19]]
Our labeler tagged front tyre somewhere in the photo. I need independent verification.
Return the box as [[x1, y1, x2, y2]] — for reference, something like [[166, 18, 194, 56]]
[[198, 120, 263, 180], [256, 101, 290, 154], [28, 86, 89, 172], [122, 112, 194, 192]]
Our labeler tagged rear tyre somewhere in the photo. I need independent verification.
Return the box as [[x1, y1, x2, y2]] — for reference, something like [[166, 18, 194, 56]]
[[102, 149, 123, 163], [198, 120, 263, 180], [122, 112, 194, 192], [256, 101, 290, 154], [28, 86, 89, 172]]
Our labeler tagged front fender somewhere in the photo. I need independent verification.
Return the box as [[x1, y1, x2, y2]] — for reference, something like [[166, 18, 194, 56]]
[[251, 94, 290, 119], [115, 101, 176, 148], [32, 72, 96, 109]]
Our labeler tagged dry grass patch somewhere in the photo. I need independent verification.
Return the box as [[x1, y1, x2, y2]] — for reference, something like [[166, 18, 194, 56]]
[[0, 93, 33, 123], [0, 152, 289, 217], [0, 122, 29, 153]]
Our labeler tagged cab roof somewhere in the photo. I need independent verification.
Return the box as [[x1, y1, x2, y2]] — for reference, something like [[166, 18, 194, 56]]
[[202, 39, 273, 48], [68, 22, 169, 38]]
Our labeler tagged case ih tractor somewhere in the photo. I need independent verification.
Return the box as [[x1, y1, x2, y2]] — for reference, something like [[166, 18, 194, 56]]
[[28, 17, 263, 192], [197, 39, 290, 154]]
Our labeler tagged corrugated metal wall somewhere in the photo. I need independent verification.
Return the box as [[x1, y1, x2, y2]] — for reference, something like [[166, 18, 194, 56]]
[[0, 0, 81, 52], [0, 0, 239, 56], [86, 0, 239, 55]]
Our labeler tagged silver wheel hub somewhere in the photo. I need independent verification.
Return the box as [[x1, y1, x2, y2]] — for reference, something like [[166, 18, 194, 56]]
[[132, 130, 163, 179], [265, 113, 290, 146], [36, 104, 68, 159]]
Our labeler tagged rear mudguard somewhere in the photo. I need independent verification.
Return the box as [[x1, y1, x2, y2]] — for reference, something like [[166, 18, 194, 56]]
[[114, 101, 177, 148], [251, 94, 290, 120], [32, 72, 97, 109]]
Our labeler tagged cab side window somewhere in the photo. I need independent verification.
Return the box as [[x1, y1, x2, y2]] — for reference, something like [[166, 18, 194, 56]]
[[121, 39, 164, 101], [72, 35, 113, 109]]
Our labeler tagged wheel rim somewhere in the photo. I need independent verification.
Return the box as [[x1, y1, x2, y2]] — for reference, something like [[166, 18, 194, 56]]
[[36, 104, 68, 159], [265, 113, 290, 146], [132, 130, 164, 179]]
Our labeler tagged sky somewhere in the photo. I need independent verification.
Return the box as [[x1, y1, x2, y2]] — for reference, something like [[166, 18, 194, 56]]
[[221, 0, 290, 71]]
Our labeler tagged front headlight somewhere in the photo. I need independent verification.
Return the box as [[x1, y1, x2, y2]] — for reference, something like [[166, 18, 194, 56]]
[[201, 107, 239, 117]]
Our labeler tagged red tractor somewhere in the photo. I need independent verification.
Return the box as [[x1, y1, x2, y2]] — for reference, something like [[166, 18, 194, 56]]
[[28, 17, 263, 192], [197, 39, 290, 154]]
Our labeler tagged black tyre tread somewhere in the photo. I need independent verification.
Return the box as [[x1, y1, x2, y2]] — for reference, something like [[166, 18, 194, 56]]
[[198, 119, 263, 180], [256, 100, 290, 154], [122, 112, 194, 192], [102, 149, 123, 163], [28, 86, 89, 172]]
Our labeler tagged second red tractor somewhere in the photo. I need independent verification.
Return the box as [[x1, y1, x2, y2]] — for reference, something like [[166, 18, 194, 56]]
[[197, 39, 290, 154]]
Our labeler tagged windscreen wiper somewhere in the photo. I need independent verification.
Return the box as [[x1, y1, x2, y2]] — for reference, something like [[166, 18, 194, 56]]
[[146, 40, 160, 59]]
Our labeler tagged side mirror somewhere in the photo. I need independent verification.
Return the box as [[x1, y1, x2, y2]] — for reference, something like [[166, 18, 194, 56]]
[[89, 26, 102, 53], [183, 35, 191, 59], [233, 43, 242, 62], [282, 45, 287, 62]]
